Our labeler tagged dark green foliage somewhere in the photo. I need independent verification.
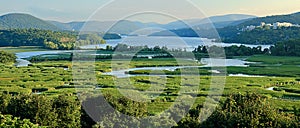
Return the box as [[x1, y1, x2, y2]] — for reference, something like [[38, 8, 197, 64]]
[[77, 33, 108, 46], [0, 29, 110, 50], [82, 94, 146, 127], [0, 29, 76, 50], [53, 95, 81, 128], [193, 45, 269, 57], [5, 94, 57, 126], [31, 88, 48, 93], [221, 27, 300, 44], [0, 50, 16, 64], [0, 113, 39, 128], [271, 39, 300, 56], [176, 93, 299, 128], [102, 33, 121, 40], [201, 93, 299, 128], [104, 94, 148, 117], [0, 93, 81, 127]]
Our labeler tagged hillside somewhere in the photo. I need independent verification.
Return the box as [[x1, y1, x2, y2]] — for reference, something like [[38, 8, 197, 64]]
[[235, 12, 300, 27], [162, 14, 256, 29], [218, 12, 300, 44], [151, 12, 300, 44], [0, 13, 60, 30]]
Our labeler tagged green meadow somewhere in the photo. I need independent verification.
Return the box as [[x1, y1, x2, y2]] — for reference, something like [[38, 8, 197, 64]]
[[0, 55, 299, 115]]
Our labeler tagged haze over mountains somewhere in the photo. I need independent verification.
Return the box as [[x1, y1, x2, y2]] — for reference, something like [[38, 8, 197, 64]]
[[0, 13, 256, 34], [1, 12, 300, 44], [49, 14, 256, 33]]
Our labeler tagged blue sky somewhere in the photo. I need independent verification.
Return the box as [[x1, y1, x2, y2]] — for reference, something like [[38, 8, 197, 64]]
[[1, 0, 300, 23]]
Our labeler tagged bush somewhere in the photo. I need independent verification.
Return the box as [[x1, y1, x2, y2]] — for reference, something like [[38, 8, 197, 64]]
[[0, 113, 39, 128], [176, 93, 299, 128], [0, 51, 16, 64], [201, 93, 299, 128]]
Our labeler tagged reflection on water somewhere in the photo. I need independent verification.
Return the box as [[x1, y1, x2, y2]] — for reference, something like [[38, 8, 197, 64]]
[[228, 74, 266, 77], [104, 58, 251, 78], [200, 58, 252, 67], [15, 59, 31, 67]]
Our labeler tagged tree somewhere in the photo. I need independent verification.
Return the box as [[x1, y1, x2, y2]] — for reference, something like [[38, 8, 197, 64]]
[[201, 93, 298, 128], [44, 41, 58, 50], [0, 113, 39, 128], [53, 95, 81, 128], [271, 39, 300, 56], [176, 93, 299, 128], [0, 51, 16, 64]]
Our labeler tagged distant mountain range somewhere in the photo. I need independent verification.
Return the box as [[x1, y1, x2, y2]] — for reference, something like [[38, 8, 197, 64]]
[[47, 14, 256, 34], [0, 13, 256, 35], [2, 12, 300, 44], [164, 14, 256, 29]]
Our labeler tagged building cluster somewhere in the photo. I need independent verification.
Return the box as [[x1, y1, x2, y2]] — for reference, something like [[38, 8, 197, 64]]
[[242, 22, 300, 31]]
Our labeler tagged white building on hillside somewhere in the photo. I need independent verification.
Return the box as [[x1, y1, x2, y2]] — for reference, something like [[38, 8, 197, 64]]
[[273, 22, 293, 29]]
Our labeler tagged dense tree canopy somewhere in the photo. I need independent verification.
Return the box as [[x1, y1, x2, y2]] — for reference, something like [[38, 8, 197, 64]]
[[0, 51, 16, 64], [193, 45, 269, 57], [0, 93, 81, 128], [0, 29, 112, 50], [0, 91, 299, 127], [176, 93, 299, 128], [271, 39, 300, 56], [0, 29, 76, 50], [220, 27, 300, 44], [0, 113, 39, 128]]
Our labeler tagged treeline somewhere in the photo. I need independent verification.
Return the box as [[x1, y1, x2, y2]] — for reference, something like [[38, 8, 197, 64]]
[[0, 51, 16, 64], [0, 29, 117, 50], [270, 39, 300, 56], [0, 29, 76, 50], [28, 39, 300, 63], [176, 93, 299, 128], [193, 45, 269, 57], [0, 93, 81, 127], [1, 93, 298, 127], [195, 38, 300, 57]]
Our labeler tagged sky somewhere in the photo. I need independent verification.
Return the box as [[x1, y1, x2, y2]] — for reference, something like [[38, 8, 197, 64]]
[[1, 0, 300, 23]]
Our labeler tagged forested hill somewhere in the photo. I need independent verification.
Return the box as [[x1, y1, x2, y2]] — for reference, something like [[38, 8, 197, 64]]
[[0, 13, 60, 30], [0, 29, 111, 50], [151, 12, 300, 44], [218, 12, 300, 44], [235, 12, 300, 27]]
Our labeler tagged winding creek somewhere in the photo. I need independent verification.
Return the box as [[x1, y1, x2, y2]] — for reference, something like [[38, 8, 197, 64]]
[[14, 51, 281, 92], [15, 50, 257, 78]]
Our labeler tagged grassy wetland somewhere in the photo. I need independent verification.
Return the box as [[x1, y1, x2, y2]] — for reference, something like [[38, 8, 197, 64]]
[[0, 44, 300, 127]]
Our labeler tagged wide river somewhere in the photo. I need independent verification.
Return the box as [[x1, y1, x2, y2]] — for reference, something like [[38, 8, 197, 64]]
[[15, 36, 271, 67]]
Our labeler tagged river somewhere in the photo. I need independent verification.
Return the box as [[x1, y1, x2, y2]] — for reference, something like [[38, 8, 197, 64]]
[[80, 36, 271, 51], [14, 36, 271, 67]]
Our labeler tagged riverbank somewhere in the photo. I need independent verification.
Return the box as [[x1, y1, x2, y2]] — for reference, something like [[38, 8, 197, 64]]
[[0, 46, 47, 53]]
